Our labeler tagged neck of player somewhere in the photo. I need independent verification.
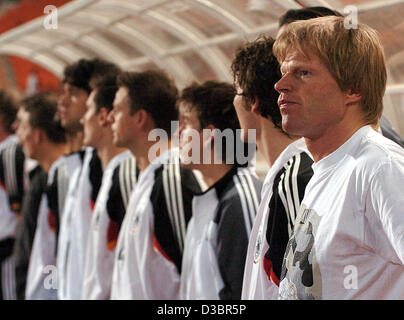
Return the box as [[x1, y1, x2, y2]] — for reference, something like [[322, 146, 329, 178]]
[[38, 143, 69, 173], [197, 159, 234, 189], [132, 138, 172, 172], [257, 117, 299, 167], [66, 129, 84, 153], [305, 120, 367, 162]]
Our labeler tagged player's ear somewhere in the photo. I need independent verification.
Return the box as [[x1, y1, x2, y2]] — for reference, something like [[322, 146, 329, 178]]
[[98, 107, 110, 127], [135, 109, 148, 130], [345, 89, 362, 106], [33, 129, 42, 144], [251, 97, 260, 115]]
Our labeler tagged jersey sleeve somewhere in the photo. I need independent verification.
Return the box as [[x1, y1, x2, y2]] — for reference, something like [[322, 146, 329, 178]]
[[264, 151, 313, 286], [0, 143, 25, 214], [151, 163, 200, 273], [106, 157, 138, 250], [367, 157, 404, 265], [215, 196, 253, 300], [13, 166, 47, 300], [89, 150, 103, 210], [215, 170, 262, 300], [45, 168, 60, 257]]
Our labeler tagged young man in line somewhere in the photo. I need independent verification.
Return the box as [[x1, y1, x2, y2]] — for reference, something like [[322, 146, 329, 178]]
[[0, 90, 24, 300], [177, 81, 262, 300], [278, 6, 404, 148], [57, 59, 121, 300], [54, 59, 100, 288], [81, 75, 137, 300], [15, 93, 68, 300], [274, 16, 404, 299], [109, 70, 201, 299], [231, 37, 313, 300]]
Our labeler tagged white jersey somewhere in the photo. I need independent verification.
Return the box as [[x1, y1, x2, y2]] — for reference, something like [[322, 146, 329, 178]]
[[54, 150, 84, 300], [279, 126, 404, 300], [57, 147, 102, 300], [111, 149, 200, 299], [241, 139, 313, 300], [25, 156, 69, 300], [180, 166, 262, 300], [82, 151, 136, 300]]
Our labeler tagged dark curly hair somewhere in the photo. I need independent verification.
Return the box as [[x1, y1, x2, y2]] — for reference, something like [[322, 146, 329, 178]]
[[63, 58, 121, 94], [231, 35, 282, 130], [117, 70, 178, 136]]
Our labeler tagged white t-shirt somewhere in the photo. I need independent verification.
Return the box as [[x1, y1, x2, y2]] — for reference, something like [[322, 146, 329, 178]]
[[111, 150, 177, 300], [180, 166, 261, 300], [242, 138, 311, 300], [279, 126, 404, 300]]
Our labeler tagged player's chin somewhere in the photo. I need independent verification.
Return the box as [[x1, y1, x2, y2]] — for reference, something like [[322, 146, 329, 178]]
[[281, 116, 303, 137]]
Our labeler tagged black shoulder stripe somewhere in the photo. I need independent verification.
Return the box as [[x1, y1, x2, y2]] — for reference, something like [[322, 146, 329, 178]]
[[233, 169, 260, 235], [162, 162, 186, 252], [277, 157, 296, 233], [89, 150, 103, 204], [277, 152, 314, 233], [118, 156, 138, 209], [1, 143, 25, 212], [4, 143, 17, 196]]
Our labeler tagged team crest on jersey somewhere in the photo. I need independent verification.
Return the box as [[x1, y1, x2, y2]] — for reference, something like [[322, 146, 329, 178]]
[[254, 229, 263, 264], [131, 213, 141, 233]]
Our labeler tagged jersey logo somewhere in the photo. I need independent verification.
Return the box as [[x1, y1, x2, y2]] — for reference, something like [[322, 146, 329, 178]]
[[131, 213, 141, 233], [253, 229, 262, 264], [93, 210, 101, 231]]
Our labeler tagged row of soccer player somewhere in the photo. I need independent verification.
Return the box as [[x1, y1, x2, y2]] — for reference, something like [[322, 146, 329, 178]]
[[0, 6, 403, 300]]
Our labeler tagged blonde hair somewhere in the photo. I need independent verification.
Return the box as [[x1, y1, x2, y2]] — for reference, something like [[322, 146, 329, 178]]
[[273, 16, 387, 125]]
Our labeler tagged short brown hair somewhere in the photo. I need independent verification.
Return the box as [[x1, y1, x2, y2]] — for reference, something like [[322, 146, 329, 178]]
[[20, 92, 66, 144], [117, 70, 178, 135], [273, 16, 387, 125]]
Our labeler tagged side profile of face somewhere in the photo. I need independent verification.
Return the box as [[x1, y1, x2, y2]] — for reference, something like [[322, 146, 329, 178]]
[[110, 86, 137, 148], [81, 89, 103, 148], [58, 83, 88, 132], [178, 102, 204, 168], [233, 82, 259, 142], [14, 108, 38, 159], [274, 48, 349, 140]]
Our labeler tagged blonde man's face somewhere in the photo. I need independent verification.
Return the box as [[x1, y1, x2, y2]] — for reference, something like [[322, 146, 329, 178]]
[[274, 48, 349, 140]]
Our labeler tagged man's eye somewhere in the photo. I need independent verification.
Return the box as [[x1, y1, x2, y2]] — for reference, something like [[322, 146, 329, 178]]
[[300, 70, 309, 76]]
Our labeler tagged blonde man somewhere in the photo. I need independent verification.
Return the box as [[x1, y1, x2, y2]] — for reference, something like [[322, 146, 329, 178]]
[[274, 16, 404, 299]]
